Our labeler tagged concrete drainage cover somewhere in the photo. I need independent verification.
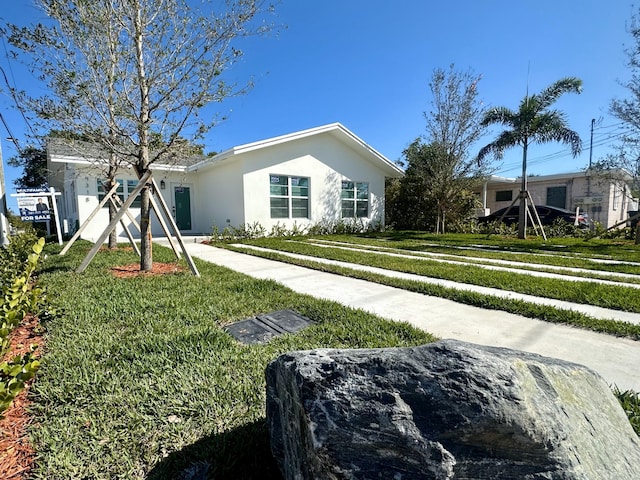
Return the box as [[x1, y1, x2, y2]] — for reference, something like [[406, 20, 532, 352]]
[[224, 310, 314, 344]]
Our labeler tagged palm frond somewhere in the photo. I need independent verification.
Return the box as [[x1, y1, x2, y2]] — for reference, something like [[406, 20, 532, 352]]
[[476, 130, 520, 162], [476, 77, 582, 162], [530, 110, 582, 156], [480, 106, 517, 127], [537, 77, 582, 110]]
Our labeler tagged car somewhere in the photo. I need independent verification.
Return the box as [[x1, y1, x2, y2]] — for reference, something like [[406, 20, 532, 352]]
[[478, 204, 590, 228]]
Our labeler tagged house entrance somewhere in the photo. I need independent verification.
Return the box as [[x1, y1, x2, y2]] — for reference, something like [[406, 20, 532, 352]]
[[174, 186, 192, 231]]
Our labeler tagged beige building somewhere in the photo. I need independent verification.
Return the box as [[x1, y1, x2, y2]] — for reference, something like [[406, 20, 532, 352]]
[[477, 171, 638, 229]]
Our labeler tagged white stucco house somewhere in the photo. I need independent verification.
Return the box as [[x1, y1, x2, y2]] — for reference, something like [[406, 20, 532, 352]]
[[46, 123, 403, 241], [476, 170, 639, 229]]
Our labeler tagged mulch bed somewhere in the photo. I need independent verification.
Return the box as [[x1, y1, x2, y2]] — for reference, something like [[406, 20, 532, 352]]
[[110, 262, 185, 278], [0, 264, 182, 478], [0, 315, 43, 480]]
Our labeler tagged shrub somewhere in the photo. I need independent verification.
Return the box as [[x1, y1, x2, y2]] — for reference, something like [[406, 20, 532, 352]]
[[0, 229, 40, 288], [478, 220, 517, 236], [0, 237, 47, 416], [211, 218, 384, 242], [544, 218, 585, 238]]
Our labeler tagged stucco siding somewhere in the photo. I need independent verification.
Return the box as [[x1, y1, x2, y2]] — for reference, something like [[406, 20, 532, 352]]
[[46, 124, 397, 241], [478, 172, 635, 229], [238, 132, 386, 230], [196, 159, 245, 231], [68, 165, 195, 241]]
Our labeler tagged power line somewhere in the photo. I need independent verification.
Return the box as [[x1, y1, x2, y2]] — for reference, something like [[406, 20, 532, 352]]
[[0, 111, 22, 154], [493, 132, 627, 175], [0, 35, 37, 139]]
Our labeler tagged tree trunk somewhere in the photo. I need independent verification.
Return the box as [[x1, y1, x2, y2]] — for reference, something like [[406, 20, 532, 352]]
[[635, 222, 640, 245], [106, 174, 118, 249], [139, 179, 153, 270], [108, 193, 117, 249], [134, 1, 152, 272]]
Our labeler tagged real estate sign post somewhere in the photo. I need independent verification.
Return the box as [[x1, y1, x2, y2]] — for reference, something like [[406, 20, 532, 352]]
[[12, 187, 63, 245]]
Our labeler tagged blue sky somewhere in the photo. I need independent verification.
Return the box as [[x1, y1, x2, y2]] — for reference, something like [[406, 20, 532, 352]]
[[0, 1, 636, 211]]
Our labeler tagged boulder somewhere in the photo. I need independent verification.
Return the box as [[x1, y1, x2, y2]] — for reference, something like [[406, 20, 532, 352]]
[[265, 339, 640, 479]]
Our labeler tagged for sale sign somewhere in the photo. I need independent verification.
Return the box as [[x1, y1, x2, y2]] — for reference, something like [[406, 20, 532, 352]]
[[18, 195, 51, 221]]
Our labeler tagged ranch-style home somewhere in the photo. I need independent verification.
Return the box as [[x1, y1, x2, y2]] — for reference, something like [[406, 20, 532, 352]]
[[477, 170, 639, 229], [46, 123, 403, 242]]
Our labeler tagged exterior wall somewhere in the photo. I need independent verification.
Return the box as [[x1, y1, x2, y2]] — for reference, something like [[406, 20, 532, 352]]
[[48, 126, 396, 240], [479, 172, 633, 229], [59, 163, 199, 242], [235, 132, 386, 232], [195, 158, 245, 232]]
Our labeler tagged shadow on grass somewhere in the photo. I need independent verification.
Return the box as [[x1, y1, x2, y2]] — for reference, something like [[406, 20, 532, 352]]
[[146, 419, 283, 480]]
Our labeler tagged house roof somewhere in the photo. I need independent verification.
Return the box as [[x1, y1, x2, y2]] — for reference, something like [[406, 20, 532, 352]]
[[188, 123, 403, 177], [47, 123, 403, 177], [482, 169, 634, 186], [47, 138, 204, 170]]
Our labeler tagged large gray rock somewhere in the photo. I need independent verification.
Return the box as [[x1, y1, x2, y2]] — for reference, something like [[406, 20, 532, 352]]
[[266, 339, 640, 479]]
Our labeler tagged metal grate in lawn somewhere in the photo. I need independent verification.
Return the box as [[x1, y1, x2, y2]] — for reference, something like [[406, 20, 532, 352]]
[[224, 309, 314, 344]]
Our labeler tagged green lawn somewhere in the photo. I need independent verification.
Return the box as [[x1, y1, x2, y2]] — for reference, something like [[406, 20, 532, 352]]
[[30, 242, 435, 480], [223, 233, 640, 339], [27, 233, 640, 478]]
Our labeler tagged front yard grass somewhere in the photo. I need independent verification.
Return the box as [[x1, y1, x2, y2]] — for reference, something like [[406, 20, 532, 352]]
[[31, 242, 436, 479], [223, 234, 640, 339]]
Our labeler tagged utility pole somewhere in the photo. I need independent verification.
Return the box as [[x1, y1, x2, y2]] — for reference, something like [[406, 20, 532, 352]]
[[0, 143, 9, 246], [589, 118, 595, 169], [587, 118, 595, 197]]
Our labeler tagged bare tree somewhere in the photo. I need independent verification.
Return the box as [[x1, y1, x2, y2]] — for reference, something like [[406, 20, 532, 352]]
[[601, 6, 640, 242], [6, 0, 274, 269], [419, 65, 489, 233], [425, 65, 487, 162]]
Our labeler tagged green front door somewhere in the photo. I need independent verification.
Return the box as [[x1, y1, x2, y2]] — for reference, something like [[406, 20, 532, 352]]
[[174, 186, 192, 231]]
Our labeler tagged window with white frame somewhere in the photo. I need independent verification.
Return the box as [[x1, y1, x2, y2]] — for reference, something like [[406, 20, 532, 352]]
[[613, 184, 621, 211], [97, 178, 141, 208], [341, 181, 369, 218], [269, 175, 309, 219], [126, 180, 142, 208]]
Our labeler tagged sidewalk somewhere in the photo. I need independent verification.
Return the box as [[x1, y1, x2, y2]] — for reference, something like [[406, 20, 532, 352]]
[[161, 240, 640, 392]]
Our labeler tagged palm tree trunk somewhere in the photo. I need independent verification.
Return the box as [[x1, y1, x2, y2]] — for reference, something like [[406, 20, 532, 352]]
[[518, 142, 529, 239]]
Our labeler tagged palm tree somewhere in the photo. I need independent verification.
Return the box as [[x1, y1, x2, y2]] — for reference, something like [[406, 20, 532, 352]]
[[477, 77, 583, 238]]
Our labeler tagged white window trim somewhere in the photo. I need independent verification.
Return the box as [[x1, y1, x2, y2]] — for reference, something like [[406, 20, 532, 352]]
[[97, 178, 141, 208], [269, 174, 310, 219], [341, 180, 369, 218]]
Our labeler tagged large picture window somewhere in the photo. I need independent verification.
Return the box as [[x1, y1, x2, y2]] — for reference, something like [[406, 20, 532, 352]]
[[270, 175, 309, 219], [341, 181, 369, 218]]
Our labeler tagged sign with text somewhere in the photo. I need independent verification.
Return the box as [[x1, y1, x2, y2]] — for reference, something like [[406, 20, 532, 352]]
[[16, 187, 49, 194], [17, 196, 51, 221]]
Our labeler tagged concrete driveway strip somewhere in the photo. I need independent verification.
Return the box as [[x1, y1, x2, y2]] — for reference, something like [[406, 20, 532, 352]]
[[175, 242, 640, 392], [233, 244, 640, 325]]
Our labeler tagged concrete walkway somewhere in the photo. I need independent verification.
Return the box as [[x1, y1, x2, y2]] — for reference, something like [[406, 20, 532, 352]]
[[234, 244, 640, 325], [161, 240, 640, 392]]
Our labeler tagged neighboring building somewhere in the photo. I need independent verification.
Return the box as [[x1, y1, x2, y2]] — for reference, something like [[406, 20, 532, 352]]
[[46, 123, 403, 241], [477, 171, 639, 229]]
